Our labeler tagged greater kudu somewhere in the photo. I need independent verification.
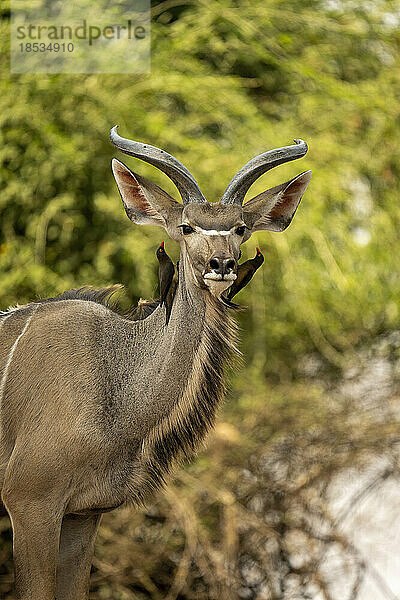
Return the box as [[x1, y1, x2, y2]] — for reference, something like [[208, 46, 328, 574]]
[[0, 127, 311, 599]]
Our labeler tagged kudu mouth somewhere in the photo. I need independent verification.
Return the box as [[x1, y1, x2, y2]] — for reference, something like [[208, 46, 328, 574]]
[[203, 270, 237, 300], [203, 272, 237, 282], [202, 256, 238, 299]]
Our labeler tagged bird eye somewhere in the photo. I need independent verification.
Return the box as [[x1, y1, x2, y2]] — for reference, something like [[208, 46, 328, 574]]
[[235, 225, 246, 236], [179, 224, 195, 235]]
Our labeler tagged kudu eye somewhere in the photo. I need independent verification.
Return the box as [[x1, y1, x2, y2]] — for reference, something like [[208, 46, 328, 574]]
[[179, 224, 195, 235], [235, 225, 246, 236]]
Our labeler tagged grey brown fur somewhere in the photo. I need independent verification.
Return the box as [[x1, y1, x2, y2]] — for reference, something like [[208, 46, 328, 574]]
[[0, 129, 311, 600]]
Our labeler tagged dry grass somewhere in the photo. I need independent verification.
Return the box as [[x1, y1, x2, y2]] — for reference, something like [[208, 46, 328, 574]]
[[1, 368, 400, 600]]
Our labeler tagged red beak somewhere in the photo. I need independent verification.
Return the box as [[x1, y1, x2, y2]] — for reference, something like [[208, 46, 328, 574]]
[[161, 241, 165, 250]]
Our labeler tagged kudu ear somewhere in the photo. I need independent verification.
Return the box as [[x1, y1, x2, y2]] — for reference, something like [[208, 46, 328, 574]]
[[243, 170, 312, 234], [111, 159, 183, 236]]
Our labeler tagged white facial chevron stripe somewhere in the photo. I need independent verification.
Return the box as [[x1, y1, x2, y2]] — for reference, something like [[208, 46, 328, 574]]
[[195, 227, 231, 236]]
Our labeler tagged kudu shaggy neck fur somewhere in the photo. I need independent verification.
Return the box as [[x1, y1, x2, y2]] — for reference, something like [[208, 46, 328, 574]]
[[0, 128, 311, 600]]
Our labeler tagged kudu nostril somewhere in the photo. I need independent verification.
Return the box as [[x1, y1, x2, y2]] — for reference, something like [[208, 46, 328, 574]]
[[209, 257, 236, 277], [225, 259, 235, 273], [209, 258, 220, 271]]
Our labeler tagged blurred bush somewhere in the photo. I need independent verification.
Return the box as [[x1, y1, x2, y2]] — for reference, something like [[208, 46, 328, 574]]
[[2, 0, 400, 376], [1, 0, 400, 598]]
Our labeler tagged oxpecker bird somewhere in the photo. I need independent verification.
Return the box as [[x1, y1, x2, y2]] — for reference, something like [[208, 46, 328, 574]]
[[226, 248, 264, 301], [156, 241, 176, 324]]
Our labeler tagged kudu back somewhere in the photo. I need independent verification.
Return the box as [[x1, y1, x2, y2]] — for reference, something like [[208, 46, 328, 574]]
[[0, 128, 311, 600]]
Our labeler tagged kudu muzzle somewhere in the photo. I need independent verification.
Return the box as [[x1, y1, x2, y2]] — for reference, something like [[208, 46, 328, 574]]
[[209, 257, 236, 278]]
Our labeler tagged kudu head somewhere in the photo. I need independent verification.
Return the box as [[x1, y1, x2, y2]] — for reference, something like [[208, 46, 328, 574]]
[[111, 127, 311, 298]]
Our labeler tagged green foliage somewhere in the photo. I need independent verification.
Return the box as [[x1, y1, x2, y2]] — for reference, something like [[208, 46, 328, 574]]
[[2, 0, 400, 379], [1, 2, 400, 597], [2, 0, 400, 377]]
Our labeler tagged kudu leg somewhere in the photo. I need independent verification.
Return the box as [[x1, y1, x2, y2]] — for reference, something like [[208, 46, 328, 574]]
[[3, 497, 63, 600], [56, 513, 101, 600]]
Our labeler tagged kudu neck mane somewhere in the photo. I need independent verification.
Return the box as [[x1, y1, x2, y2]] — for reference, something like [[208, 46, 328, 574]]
[[130, 256, 238, 505]]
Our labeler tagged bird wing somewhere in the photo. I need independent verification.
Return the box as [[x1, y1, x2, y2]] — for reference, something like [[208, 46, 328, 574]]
[[159, 259, 175, 302], [227, 261, 253, 300]]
